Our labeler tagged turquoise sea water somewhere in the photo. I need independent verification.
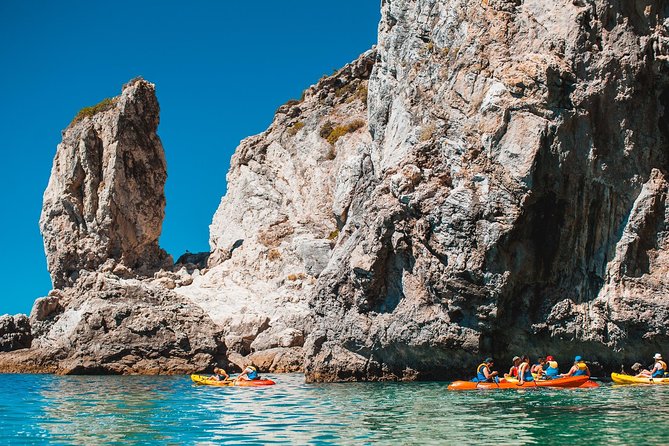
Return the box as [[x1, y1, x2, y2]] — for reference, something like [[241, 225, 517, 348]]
[[1, 374, 668, 445]]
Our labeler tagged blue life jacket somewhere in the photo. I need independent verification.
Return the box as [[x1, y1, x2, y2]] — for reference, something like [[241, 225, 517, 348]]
[[651, 360, 667, 378], [476, 363, 490, 382], [573, 362, 588, 376], [544, 361, 559, 378], [247, 367, 258, 380], [520, 365, 533, 381]]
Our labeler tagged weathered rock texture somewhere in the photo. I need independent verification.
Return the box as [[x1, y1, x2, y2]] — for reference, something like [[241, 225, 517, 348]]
[[305, 0, 669, 381], [176, 52, 376, 372], [4, 1, 669, 380], [40, 78, 171, 289], [0, 79, 226, 374], [0, 315, 31, 352]]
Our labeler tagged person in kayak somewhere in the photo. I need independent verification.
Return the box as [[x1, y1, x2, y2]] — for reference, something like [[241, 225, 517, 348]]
[[475, 358, 499, 382], [636, 353, 667, 378], [561, 356, 590, 377], [235, 365, 260, 382], [531, 357, 546, 377], [543, 355, 560, 379], [517, 356, 534, 384], [210, 367, 229, 381], [504, 356, 521, 380]]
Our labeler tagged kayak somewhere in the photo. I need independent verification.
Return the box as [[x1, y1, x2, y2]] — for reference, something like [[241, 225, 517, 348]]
[[190, 374, 276, 387], [611, 373, 669, 385], [447, 375, 589, 390], [504, 376, 598, 388]]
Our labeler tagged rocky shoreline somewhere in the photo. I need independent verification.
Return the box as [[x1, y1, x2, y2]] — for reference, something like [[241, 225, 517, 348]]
[[2, 0, 668, 380]]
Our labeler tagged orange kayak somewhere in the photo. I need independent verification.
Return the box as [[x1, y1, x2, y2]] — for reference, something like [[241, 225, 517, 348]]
[[191, 374, 276, 387], [447, 375, 589, 390]]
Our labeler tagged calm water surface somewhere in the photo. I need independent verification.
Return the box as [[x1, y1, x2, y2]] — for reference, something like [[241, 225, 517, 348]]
[[1, 374, 667, 445]]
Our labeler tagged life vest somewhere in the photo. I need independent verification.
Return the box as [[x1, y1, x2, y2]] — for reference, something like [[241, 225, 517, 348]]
[[519, 363, 533, 381], [544, 361, 559, 377], [510, 366, 518, 378], [246, 366, 258, 380], [477, 363, 490, 382], [573, 361, 589, 376], [652, 360, 667, 378]]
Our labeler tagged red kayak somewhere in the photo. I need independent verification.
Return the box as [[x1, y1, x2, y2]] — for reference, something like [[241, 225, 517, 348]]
[[447, 375, 589, 390]]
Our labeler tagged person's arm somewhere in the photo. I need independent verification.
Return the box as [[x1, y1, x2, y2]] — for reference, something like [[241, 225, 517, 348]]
[[222, 370, 229, 380]]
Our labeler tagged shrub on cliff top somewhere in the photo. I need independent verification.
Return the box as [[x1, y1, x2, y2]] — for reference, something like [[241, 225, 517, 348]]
[[71, 98, 116, 125]]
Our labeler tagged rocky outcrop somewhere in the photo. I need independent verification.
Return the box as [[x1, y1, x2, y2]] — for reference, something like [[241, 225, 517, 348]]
[[175, 52, 376, 372], [4, 1, 669, 380], [0, 315, 31, 352], [40, 77, 171, 289], [0, 79, 225, 375], [304, 0, 669, 381]]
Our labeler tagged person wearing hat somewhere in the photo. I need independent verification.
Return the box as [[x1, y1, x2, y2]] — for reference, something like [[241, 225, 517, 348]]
[[504, 356, 522, 380], [636, 353, 667, 378], [543, 355, 560, 379], [475, 357, 499, 382], [561, 356, 590, 377]]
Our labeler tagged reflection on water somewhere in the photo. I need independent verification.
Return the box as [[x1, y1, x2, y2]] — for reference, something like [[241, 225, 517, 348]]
[[0, 374, 668, 445]]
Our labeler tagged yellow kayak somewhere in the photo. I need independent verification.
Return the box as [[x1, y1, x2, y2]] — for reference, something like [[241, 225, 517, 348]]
[[190, 374, 276, 387], [611, 373, 669, 385]]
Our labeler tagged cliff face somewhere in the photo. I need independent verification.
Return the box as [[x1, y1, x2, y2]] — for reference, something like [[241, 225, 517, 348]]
[[0, 79, 225, 374], [40, 78, 171, 289], [176, 53, 376, 372], [305, 0, 669, 381], [3, 1, 668, 379]]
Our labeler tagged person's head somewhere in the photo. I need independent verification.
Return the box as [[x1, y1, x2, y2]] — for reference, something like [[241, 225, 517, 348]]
[[521, 355, 530, 363], [631, 362, 642, 372], [485, 357, 494, 365], [512, 356, 521, 365], [538, 357, 546, 364], [546, 355, 554, 362], [213, 367, 222, 374], [574, 355, 583, 363], [654, 353, 662, 361]]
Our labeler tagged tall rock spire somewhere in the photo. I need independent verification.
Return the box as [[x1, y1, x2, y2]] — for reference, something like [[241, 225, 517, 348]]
[[40, 78, 171, 289]]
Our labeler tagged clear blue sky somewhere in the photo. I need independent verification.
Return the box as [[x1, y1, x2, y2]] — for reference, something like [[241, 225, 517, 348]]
[[0, 1, 380, 315]]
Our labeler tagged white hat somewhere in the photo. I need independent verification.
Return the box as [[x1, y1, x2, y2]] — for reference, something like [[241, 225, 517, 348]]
[[654, 353, 662, 360]]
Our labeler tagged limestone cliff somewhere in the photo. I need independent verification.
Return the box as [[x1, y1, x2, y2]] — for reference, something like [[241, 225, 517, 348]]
[[40, 78, 171, 289], [176, 52, 375, 372], [3, 1, 668, 380], [0, 79, 225, 374], [305, 0, 669, 381]]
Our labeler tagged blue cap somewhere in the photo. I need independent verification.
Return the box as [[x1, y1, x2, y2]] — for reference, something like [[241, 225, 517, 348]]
[[574, 356, 582, 362]]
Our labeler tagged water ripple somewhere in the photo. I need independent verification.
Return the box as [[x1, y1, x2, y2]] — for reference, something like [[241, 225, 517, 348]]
[[0, 374, 668, 444]]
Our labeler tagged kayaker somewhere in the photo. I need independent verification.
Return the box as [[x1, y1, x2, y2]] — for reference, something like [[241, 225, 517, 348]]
[[636, 353, 667, 378], [210, 367, 229, 381], [531, 357, 546, 377], [517, 355, 534, 385], [543, 355, 560, 379], [504, 356, 521, 380], [236, 365, 260, 382], [475, 358, 499, 382], [561, 356, 590, 377]]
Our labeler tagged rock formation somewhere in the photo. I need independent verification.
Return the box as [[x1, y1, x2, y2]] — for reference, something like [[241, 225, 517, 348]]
[[304, 0, 669, 381], [3, 1, 669, 380], [40, 78, 171, 289], [0, 79, 225, 374], [176, 52, 376, 372]]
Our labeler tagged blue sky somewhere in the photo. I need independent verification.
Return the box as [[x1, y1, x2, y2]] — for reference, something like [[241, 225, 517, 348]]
[[0, 1, 380, 315]]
